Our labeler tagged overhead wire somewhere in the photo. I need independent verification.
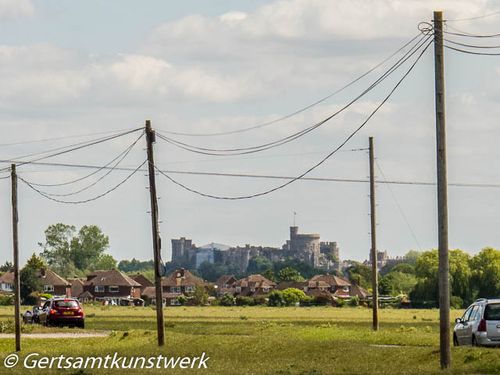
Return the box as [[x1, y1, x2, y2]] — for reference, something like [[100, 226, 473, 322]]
[[446, 10, 500, 22], [0, 127, 142, 173], [0, 128, 135, 148], [444, 44, 500, 55], [157, 34, 424, 137], [153, 39, 433, 200], [26, 131, 144, 188], [25, 133, 144, 197], [156, 34, 432, 156], [375, 159, 422, 250], [19, 160, 147, 204], [2, 158, 500, 189]]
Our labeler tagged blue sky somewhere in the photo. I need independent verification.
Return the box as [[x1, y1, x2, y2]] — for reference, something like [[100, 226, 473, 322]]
[[1, 0, 500, 266]]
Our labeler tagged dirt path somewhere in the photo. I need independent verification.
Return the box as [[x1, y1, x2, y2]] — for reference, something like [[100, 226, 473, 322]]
[[0, 332, 109, 339]]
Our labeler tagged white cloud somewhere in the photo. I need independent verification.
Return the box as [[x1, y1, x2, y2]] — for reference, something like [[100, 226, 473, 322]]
[[0, 0, 34, 19]]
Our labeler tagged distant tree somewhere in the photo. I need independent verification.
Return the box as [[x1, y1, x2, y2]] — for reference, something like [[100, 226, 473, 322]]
[[247, 256, 273, 274], [0, 261, 13, 273], [70, 225, 109, 270], [263, 268, 276, 282], [273, 259, 323, 279], [278, 267, 304, 282], [19, 254, 45, 305], [470, 247, 500, 299], [92, 254, 117, 270], [39, 223, 110, 277], [191, 285, 208, 306], [379, 271, 417, 296], [346, 262, 372, 289], [404, 250, 422, 265], [118, 258, 155, 273], [390, 263, 415, 275]]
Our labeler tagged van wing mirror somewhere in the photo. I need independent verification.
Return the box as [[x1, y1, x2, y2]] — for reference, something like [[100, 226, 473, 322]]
[[455, 318, 462, 324]]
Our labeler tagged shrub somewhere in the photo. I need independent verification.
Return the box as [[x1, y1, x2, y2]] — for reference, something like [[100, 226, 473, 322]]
[[235, 296, 254, 306], [252, 296, 267, 306], [219, 293, 235, 306], [281, 288, 307, 306], [267, 291, 285, 307], [177, 295, 188, 305], [0, 295, 13, 306], [450, 295, 463, 309], [313, 295, 332, 306], [348, 296, 360, 307], [335, 298, 345, 308]]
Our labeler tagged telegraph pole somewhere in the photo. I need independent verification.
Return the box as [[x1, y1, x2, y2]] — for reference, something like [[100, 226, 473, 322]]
[[11, 164, 21, 351], [369, 137, 379, 331], [433, 11, 451, 369], [145, 120, 165, 347]]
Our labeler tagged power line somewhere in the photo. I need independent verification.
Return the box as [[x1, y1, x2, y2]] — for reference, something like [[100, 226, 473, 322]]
[[444, 38, 500, 49], [157, 34, 424, 138], [444, 26, 500, 38], [0, 128, 142, 173], [153, 41, 432, 200], [19, 160, 147, 204], [156, 35, 432, 156], [2, 158, 500, 189], [446, 10, 500, 22], [27, 131, 144, 188], [27, 132, 144, 197], [0, 128, 135, 148], [444, 44, 500, 55], [375, 159, 422, 250]]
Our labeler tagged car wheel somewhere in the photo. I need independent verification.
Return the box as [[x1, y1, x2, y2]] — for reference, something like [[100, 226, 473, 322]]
[[453, 334, 459, 347], [77, 321, 85, 329]]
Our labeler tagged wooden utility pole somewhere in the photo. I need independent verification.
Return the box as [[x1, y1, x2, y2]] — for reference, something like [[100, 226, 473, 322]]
[[145, 120, 165, 347], [11, 164, 21, 352], [369, 137, 379, 331], [433, 11, 451, 369]]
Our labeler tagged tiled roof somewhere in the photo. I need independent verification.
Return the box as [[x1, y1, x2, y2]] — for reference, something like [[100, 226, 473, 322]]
[[215, 275, 237, 287], [0, 271, 14, 284], [142, 286, 182, 299], [309, 274, 351, 287], [162, 269, 204, 287], [84, 270, 141, 287], [131, 274, 154, 287], [39, 269, 70, 287], [235, 274, 276, 288]]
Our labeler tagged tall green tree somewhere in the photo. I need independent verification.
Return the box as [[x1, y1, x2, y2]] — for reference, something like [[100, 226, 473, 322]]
[[471, 247, 500, 298], [278, 267, 304, 282], [39, 223, 110, 277]]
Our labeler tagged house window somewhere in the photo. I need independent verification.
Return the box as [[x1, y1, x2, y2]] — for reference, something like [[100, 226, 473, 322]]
[[185, 286, 194, 293], [262, 287, 269, 293], [109, 286, 119, 293], [170, 286, 181, 293], [170, 299, 181, 306], [44, 285, 54, 292], [95, 286, 105, 293]]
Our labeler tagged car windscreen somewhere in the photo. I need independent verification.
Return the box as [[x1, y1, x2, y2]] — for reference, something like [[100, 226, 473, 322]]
[[53, 300, 79, 308], [484, 303, 500, 320]]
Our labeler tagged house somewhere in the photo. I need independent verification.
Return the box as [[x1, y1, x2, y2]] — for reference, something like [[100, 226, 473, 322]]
[[68, 278, 85, 299], [130, 274, 154, 293], [234, 274, 276, 297], [215, 275, 238, 296], [308, 274, 352, 296], [82, 270, 142, 304], [38, 268, 71, 297], [0, 272, 14, 294]]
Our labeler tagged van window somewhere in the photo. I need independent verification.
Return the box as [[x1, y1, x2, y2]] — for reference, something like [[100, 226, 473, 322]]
[[462, 306, 473, 322], [484, 304, 500, 320]]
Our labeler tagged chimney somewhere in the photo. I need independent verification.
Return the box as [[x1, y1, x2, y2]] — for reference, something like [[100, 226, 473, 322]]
[[40, 268, 46, 278]]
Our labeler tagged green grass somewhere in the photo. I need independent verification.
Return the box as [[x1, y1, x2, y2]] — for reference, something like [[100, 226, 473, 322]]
[[0, 306, 499, 374]]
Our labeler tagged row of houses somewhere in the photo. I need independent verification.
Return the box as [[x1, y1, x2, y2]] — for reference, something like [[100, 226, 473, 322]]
[[0, 267, 368, 306]]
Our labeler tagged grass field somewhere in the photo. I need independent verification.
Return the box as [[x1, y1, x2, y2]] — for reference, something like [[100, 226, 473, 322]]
[[0, 306, 499, 374]]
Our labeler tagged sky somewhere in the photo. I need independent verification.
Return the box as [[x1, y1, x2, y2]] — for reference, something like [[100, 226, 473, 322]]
[[1, 0, 500, 266]]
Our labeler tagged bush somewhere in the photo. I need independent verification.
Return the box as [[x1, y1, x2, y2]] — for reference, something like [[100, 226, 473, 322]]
[[313, 295, 332, 306], [0, 295, 13, 306], [219, 293, 235, 306], [335, 298, 345, 308], [252, 296, 267, 306], [235, 296, 254, 306], [177, 295, 187, 305], [300, 296, 314, 306], [348, 296, 360, 307], [281, 288, 307, 306], [267, 291, 284, 307], [450, 295, 464, 309]]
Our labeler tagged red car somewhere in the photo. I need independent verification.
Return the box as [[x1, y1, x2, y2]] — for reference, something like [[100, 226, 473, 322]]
[[38, 298, 85, 328]]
